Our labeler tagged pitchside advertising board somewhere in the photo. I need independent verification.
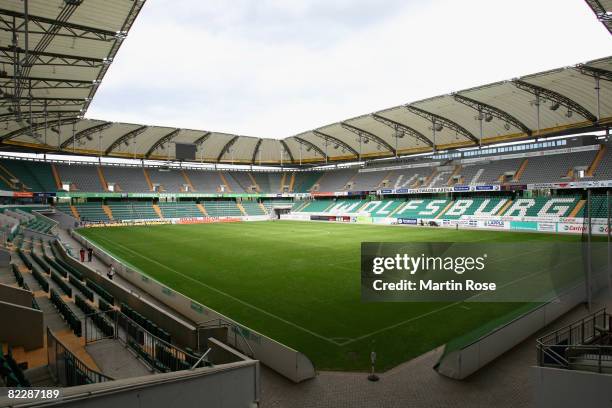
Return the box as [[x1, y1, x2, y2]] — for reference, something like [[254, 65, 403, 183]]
[[361, 242, 609, 303]]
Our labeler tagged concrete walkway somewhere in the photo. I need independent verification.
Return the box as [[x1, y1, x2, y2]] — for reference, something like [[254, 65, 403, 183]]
[[260, 291, 612, 408], [86, 339, 152, 379], [55, 228, 197, 330]]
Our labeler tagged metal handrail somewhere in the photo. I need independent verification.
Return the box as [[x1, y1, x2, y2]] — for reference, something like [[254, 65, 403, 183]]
[[191, 348, 211, 370], [47, 328, 113, 385]]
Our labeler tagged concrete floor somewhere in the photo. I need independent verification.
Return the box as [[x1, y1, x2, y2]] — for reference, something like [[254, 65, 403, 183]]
[[259, 294, 612, 408]]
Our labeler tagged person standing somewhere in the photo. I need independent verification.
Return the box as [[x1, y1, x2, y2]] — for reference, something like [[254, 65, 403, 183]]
[[79, 248, 85, 262], [87, 247, 93, 262], [107, 265, 115, 280]]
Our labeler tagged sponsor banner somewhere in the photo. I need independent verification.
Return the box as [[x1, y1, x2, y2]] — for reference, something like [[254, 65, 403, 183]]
[[537, 222, 557, 232], [380, 185, 500, 195], [12, 191, 34, 198], [397, 218, 418, 225], [510, 221, 538, 231], [177, 216, 241, 224], [356, 215, 373, 224], [475, 185, 496, 191], [373, 217, 394, 225], [527, 180, 612, 190], [483, 219, 507, 229]]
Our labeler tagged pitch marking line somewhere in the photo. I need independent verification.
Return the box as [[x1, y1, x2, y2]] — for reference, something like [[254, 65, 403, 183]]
[[90, 232, 571, 349], [93, 235, 345, 346], [337, 245, 567, 346]]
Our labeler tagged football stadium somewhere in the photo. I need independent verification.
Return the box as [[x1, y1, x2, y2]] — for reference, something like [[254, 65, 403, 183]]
[[0, 0, 610, 407]]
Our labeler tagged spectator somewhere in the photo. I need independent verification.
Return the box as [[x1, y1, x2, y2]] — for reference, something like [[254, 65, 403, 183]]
[[87, 247, 93, 262], [79, 248, 85, 262], [107, 265, 115, 280]]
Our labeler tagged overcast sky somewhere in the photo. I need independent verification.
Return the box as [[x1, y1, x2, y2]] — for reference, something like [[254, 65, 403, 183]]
[[87, 0, 612, 139]]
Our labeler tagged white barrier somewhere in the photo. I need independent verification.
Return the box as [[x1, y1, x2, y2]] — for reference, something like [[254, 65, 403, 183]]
[[72, 230, 316, 383], [436, 271, 609, 379]]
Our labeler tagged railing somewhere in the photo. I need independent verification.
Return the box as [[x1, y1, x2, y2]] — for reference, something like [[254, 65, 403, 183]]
[[84, 310, 207, 373], [536, 308, 612, 372], [47, 328, 113, 387]]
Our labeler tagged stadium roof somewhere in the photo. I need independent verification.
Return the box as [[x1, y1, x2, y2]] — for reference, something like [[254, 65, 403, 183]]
[[585, 0, 612, 34], [0, 0, 144, 127], [0, 1, 610, 166]]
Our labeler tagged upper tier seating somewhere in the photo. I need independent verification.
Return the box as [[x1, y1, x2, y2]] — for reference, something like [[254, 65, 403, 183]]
[[227, 172, 255, 193], [348, 171, 388, 191], [56, 164, 105, 192], [102, 166, 150, 192], [0, 159, 56, 192], [384, 167, 432, 189], [183, 170, 225, 193], [458, 158, 524, 185], [252, 173, 273, 193], [315, 169, 358, 192], [147, 169, 185, 193], [518, 151, 597, 184], [292, 172, 322, 193]]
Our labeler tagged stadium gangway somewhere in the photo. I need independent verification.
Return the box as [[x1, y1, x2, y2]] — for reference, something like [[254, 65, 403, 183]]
[[196, 318, 255, 358], [84, 309, 207, 373], [47, 328, 114, 387], [536, 308, 612, 372]]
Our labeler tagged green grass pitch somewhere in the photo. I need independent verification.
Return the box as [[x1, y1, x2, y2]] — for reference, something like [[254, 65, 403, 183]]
[[79, 220, 580, 371]]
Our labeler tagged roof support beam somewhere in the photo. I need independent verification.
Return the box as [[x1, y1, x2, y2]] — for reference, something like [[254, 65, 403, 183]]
[[279, 140, 295, 163], [404, 105, 479, 144], [0, 8, 120, 41], [512, 80, 598, 123], [0, 75, 94, 90], [217, 136, 239, 162], [340, 122, 396, 156], [312, 130, 359, 156], [60, 121, 112, 149], [0, 46, 105, 68], [251, 138, 263, 164], [584, 0, 612, 34], [0, 96, 86, 108], [194, 132, 211, 147], [0, 116, 79, 142], [105, 125, 148, 155], [0, 110, 80, 123], [293, 137, 327, 161], [371, 114, 434, 148], [145, 129, 181, 158], [453, 94, 532, 136], [576, 64, 612, 82]]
